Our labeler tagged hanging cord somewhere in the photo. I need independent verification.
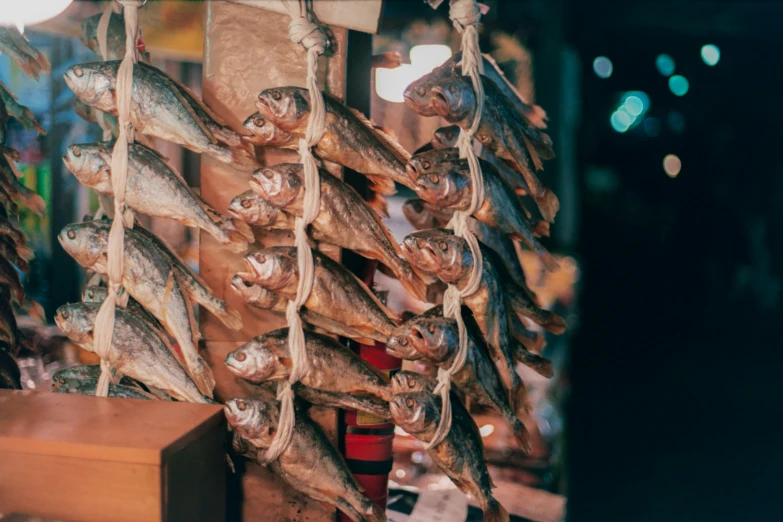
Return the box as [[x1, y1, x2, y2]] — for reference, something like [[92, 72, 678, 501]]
[[425, 0, 486, 450], [92, 0, 145, 397], [263, 0, 328, 464]]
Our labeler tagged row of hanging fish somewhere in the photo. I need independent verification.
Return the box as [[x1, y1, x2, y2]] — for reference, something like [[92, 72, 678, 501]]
[[0, 27, 49, 390], [224, 50, 566, 522]]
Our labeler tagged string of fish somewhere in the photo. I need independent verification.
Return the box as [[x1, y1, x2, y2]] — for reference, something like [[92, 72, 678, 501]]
[[262, 0, 329, 464], [425, 0, 487, 450], [91, 0, 146, 397]]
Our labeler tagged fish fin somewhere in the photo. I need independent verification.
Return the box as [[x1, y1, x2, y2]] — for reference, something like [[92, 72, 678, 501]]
[[34, 50, 51, 76], [514, 342, 553, 377], [365, 501, 387, 522], [531, 219, 550, 238], [520, 133, 544, 172], [168, 74, 230, 127], [346, 106, 411, 163], [0, 146, 20, 163], [526, 104, 549, 129], [511, 231, 559, 272], [538, 188, 560, 223], [368, 176, 397, 196], [21, 192, 46, 217], [219, 218, 253, 253], [399, 269, 429, 303], [366, 191, 389, 218], [541, 311, 567, 335], [220, 309, 243, 331], [25, 300, 45, 324], [510, 417, 533, 454], [21, 108, 46, 136], [484, 498, 510, 522], [229, 147, 260, 171], [190, 357, 216, 399], [512, 377, 529, 416]]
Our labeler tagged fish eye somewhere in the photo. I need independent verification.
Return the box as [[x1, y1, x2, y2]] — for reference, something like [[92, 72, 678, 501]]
[[72, 146, 82, 158], [427, 323, 436, 334], [438, 241, 448, 251], [263, 169, 274, 179], [270, 90, 282, 101], [243, 280, 254, 288], [73, 66, 83, 78], [421, 160, 431, 170], [256, 254, 266, 263], [417, 87, 426, 96], [406, 398, 415, 408], [236, 399, 247, 411], [428, 174, 440, 184], [253, 116, 265, 127], [234, 352, 247, 362], [61, 310, 69, 320], [448, 85, 457, 94], [57, 376, 66, 384], [399, 338, 408, 346], [407, 377, 415, 388], [241, 199, 252, 209], [67, 230, 76, 240], [477, 134, 489, 143]]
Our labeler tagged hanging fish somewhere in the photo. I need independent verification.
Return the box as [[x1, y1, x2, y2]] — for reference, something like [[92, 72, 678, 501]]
[[0, 186, 18, 216], [295, 386, 391, 421], [63, 61, 256, 168], [250, 163, 429, 300], [390, 391, 509, 522], [241, 112, 295, 148], [0, 213, 27, 249], [0, 27, 51, 81], [255, 86, 413, 195], [80, 10, 152, 63], [51, 364, 136, 388], [0, 154, 46, 216], [58, 221, 215, 397], [63, 141, 252, 252], [230, 274, 376, 345], [242, 247, 397, 342], [406, 148, 556, 271], [385, 305, 445, 360], [0, 80, 46, 136], [82, 285, 163, 332], [55, 302, 210, 403], [225, 397, 387, 522], [0, 235, 29, 273], [227, 189, 291, 229], [225, 328, 391, 401], [0, 296, 23, 351]]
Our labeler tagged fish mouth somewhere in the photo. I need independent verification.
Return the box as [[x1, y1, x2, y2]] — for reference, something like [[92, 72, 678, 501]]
[[241, 135, 263, 147], [405, 161, 420, 182], [407, 325, 428, 352], [430, 87, 450, 115], [388, 397, 404, 421]]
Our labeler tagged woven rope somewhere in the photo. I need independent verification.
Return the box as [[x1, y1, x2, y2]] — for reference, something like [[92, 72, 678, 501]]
[[92, 0, 145, 397], [263, 0, 327, 464], [425, 0, 486, 450]]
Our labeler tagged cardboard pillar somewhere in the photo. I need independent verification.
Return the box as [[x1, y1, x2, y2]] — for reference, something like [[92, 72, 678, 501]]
[[200, 2, 347, 520]]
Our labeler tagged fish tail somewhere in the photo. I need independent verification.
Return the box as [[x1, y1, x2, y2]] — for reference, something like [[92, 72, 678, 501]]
[[0, 146, 20, 162], [16, 243, 35, 261], [216, 218, 253, 253], [536, 188, 560, 224], [484, 498, 510, 522], [198, 290, 243, 331], [219, 308, 243, 331], [511, 376, 529, 417], [25, 300, 46, 324], [229, 147, 260, 171], [512, 321, 547, 352], [515, 345, 554, 378], [398, 266, 429, 302], [368, 176, 397, 196], [366, 191, 389, 218], [21, 192, 46, 217], [18, 58, 40, 82], [533, 309, 567, 335], [34, 49, 51, 76], [188, 356, 216, 398], [531, 219, 550, 238], [525, 103, 549, 130], [509, 415, 533, 453], [512, 229, 559, 273]]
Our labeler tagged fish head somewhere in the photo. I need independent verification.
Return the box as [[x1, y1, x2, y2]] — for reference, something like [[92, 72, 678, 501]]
[[79, 13, 101, 53], [63, 142, 112, 187], [224, 397, 279, 442], [386, 322, 423, 360], [407, 148, 468, 208], [256, 87, 309, 131], [54, 303, 94, 346], [403, 69, 444, 116], [82, 285, 108, 304], [401, 198, 449, 230], [390, 391, 439, 435], [225, 342, 277, 383], [228, 190, 281, 227], [241, 113, 293, 147], [408, 316, 455, 362], [250, 164, 302, 208], [58, 222, 106, 269], [391, 370, 435, 395], [244, 248, 296, 291], [231, 274, 281, 309], [51, 368, 77, 390], [403, 229, 470, 284], [64, 63, 115, 112], [430, 75, 475, 122], [432, 125, 461, 149]]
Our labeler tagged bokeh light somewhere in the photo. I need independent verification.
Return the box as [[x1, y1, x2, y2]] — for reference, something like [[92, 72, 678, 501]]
[[409, 44, 452, 72], [624, 96, 644, 116], [611, 110, 632, 132], [656, 54, 676, 76], [611, 91, 649, 133], [669, 75, 689, 96], [593, 56, 613, 79], [701, 44, 720, 66], [663, 154, 681, 178]]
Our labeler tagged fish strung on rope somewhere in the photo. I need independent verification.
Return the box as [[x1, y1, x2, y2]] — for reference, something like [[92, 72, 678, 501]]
[[230, 274, 376, 345], [55, 302, 211, 403], [0, 214, 27, 250], [58, 221, 215, 397], [225, 328, 392, 401], [80, 10, 152, 63], [0, 235, 29, 273], [249, 163, 429, 300], [405, 65, 558, 222], [227, 190, 292, 229], [242, 247, 398, 342], [390, 390, 509, 522], [52, 364, 177, 402], [255, 86, 413, 195], [0, 27, 51, 81], [407, 148, 556, 271], [0, 80, 46, 136], [63, 141, 252, 252], [225, 397, 387, 522], [82, 285, 163, 332], [63, 61, 256, 168]]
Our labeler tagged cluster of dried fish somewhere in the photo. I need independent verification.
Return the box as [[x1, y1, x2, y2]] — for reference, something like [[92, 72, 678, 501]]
[[0, 27, 50, 390]]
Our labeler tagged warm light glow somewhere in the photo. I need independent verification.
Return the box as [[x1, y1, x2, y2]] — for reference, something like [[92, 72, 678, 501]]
[[0, 0, 73, 27], [479, 424, 495, 437], [701, 44, 720, 66], [374, 44, 452, 104], [395, 469, 407, 479], [669, 75, 689, 96], [663, 154, 681, 177], [656, 54, 675, 76], [409, 44, 452, 72], [593, 56, 613, 79]]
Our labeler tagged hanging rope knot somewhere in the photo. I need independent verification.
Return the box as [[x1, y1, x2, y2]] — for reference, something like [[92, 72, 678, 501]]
[[288, 17, 326, 53], [449, 0, 482, 32]]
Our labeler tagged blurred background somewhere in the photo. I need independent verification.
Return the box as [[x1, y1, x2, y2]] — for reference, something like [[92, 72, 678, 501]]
[[5, 1, 781, 520]]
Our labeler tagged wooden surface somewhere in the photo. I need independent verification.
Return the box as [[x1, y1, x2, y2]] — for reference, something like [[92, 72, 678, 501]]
[[226, 0, 382, 34], [200, 2, 347, 520], [0, 390, 226, 522]]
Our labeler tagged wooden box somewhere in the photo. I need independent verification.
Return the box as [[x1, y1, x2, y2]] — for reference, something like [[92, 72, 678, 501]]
[[0, 390, 226, 522]]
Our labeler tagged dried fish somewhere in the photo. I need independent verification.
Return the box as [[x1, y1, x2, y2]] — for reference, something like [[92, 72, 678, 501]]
[[82, 285, 163, 332], [80, 10, 151, 63], [0, 27, 50, 81], [0, 80, 46, 135], [0, 154, 46, 216]]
